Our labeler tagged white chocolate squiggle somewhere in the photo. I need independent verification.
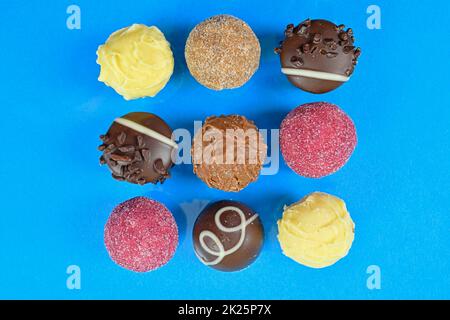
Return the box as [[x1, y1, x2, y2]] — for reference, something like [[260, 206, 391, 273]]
[[198, 206, 258, 266], [281, 68, 349, 82], [114, 117, 178, 149]]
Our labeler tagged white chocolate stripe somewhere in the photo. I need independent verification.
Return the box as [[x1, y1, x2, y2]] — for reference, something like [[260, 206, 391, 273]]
[[281, 68, 349, 82], [198, 206, 258, 266], [114, 117, 178, 149]]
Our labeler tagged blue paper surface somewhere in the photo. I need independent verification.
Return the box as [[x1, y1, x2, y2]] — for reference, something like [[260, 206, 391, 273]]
[[0, 0, 449, 299]]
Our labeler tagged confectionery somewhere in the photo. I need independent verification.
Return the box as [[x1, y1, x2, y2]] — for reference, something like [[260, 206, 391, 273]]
[[275, 19, 361, 93], [191, 115, 267, 192], [97, 24, 174, 100], [193, 200, 264, 272], [99, 112, 177, 185], [280, 102, 357, 178], [104, 197, 178, 272], [277, 192, 355, 268], [185, 15, 261, 90]]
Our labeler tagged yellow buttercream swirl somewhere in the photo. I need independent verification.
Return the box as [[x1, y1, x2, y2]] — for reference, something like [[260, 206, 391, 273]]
[[277, 192, 355, 268], [96, 24, 174, 100]]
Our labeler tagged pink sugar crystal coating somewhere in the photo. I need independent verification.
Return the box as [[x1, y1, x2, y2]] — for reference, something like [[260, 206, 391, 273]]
[[280, 102, 357, 178], [104, 197, 178, 272]]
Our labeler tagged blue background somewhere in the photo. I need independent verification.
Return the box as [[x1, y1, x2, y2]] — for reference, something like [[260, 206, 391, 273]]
[[0, 0, 449, 299]]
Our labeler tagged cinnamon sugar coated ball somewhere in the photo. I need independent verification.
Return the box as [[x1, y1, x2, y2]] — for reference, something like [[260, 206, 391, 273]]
[[185, 15, 261, 90], [280, 102, 357, 178], [104, 197, 178, 272]]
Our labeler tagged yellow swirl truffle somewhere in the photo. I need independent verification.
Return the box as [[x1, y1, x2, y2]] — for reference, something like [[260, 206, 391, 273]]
[[277, 192, 355, 268], [96, 24, 174, 100]]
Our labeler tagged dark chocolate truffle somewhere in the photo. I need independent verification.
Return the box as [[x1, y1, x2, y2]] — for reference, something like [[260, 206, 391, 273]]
[[193, 200, 264, 272], [191, 115, 267, 192], [99, 112, 178, 185], [275, 19, 361, 93]]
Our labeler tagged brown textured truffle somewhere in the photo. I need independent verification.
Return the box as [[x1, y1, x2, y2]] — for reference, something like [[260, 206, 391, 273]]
[[191, 115, 267, 192], [185, 15, 261, 90]]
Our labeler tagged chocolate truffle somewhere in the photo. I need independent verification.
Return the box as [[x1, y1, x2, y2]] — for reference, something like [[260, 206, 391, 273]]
[[280, 102, 357, 178], [193, 200, 264, 272], [99, 112, 178, 185], [185, 15, 261, 90], [275, 19, 361, 93], [104, 197, 178, 272], [191, 115, 267, 192]]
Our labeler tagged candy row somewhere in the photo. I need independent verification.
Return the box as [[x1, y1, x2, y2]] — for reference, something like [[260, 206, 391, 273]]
[[96, 15, 361, 99], [99, 101, 357, 191], [105, 192, 355, 273]]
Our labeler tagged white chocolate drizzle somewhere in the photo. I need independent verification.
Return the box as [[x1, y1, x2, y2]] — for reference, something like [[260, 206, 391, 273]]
[[114, 117, 178, 149], [198, 206, 258, 266], [281, 68, 349, 82]]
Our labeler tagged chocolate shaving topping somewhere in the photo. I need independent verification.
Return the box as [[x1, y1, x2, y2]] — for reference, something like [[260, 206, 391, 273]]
[[104, 144, 116, 153], [118, 145, 135, 153], [117, 132, 126, 145], [327, 52, 338, 58], [141, 149, 151, 161], [136, 135, 144, 148], [339, 32, 348, 41], [285, 24, 294, 37], [313, 33, 321, 44], [134, 150, 142, 162], [110, 153, 132, 163], [302, 43, 310, 53], [323, 39, 338, 50], [98, 144, 106, 151], [153, 159, 167, 175], [112, 174, 125, 181], [290, 55, 304, 67], [344, 46, 355, 54]]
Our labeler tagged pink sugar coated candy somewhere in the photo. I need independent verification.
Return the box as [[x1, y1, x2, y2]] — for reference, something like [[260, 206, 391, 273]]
[[280, 102, 357, 178], [104, 197, 178, 272]]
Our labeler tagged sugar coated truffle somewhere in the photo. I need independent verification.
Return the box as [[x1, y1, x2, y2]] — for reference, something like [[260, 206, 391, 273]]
[[104, 197, 178, 272], [97, 24, 174, 100], [191, 115, 267, 192], [193, 200, 264, 272], [185, 15, 261, 90], [277, 192, 355, 268], [275, 19, 361, 93], [99, 112, 178, 185], [280, 102, 357, 178]]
